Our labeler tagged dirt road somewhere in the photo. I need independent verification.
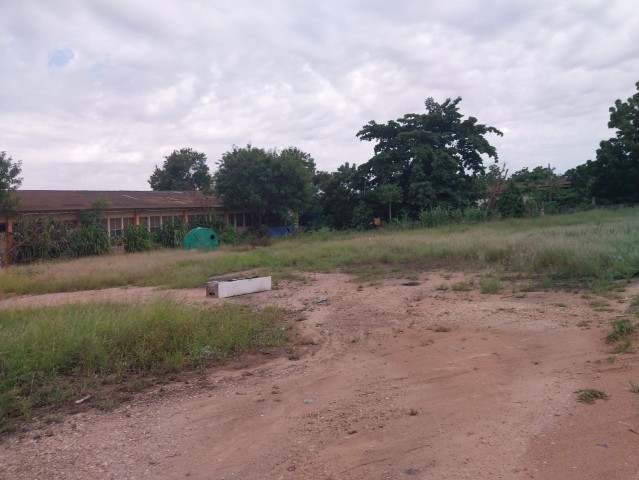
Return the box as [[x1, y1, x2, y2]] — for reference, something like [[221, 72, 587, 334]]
[[1, 273, 638, 479]]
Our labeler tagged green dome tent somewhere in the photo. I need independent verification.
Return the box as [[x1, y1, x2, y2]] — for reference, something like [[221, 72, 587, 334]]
[[183, 227, 219, 250]]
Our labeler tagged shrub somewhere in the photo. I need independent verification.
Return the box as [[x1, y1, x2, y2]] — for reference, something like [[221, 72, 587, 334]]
[[69, 223, 110, 257], [122, 224, 153, 253], [9, 216, 73, 263], [154, 220, 185, 248], [219, 227, 243, 245]]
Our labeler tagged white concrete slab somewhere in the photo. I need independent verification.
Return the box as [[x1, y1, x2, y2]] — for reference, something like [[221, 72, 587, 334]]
[[206, 276, 272, 298]]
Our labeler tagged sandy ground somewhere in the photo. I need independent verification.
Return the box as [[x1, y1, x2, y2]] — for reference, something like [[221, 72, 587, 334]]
[[1, 272, 638, 480]]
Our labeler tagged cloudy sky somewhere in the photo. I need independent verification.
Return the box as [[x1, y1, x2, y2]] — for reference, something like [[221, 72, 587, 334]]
[[1, 0, 637, 190]]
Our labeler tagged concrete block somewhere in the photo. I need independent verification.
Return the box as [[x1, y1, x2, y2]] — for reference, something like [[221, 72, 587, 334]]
[[206, 276, 272, 298]]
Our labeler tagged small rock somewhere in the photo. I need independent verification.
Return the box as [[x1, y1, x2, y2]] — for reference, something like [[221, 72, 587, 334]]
[[404, 468, 422, 475], [287, 465, 296, 472]]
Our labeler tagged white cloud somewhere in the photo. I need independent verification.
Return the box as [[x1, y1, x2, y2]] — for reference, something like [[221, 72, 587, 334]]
[[0, 0, 637, 188]]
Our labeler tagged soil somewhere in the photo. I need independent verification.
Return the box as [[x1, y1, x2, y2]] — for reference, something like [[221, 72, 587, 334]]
[[1, 272, 638, 480]]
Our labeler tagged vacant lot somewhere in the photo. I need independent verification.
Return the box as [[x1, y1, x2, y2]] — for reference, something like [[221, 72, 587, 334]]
[[2, 270, 638, 480]]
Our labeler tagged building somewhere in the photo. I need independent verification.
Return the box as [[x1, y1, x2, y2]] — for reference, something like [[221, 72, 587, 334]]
[[0, 190, 251, 261]]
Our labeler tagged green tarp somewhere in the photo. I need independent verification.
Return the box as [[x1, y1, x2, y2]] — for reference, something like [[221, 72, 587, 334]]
[[183, 227, 219, 250]]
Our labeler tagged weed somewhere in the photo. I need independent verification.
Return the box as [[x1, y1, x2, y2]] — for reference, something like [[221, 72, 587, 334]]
[[435, 283, 449, 291], [479, 277, 500, 294], [606, 318, 637, 342], [611, 338, 633, 353], [434, 326, 451, 333], [628, 296, 639, 317], [576, 389, 608, 404], [451, 280, 473, 292], [628, 381, 639, 394], [97, 397, 116, 411]]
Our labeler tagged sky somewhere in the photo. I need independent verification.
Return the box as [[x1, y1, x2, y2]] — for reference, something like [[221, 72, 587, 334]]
[[1, 0, 638, 190]]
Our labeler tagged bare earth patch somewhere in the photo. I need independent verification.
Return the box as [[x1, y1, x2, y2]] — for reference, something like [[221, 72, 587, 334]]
[[1, 272, 638, 480]]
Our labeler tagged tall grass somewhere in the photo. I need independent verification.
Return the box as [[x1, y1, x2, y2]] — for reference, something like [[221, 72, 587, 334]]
[[0, 300, 287, 429], [1, 208, 638, 295]]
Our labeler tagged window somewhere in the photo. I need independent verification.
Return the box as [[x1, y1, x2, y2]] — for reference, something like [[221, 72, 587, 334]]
[[123, 217, 134, 227], [109, 218, 123, 236], [228, 213, 235, 226], [0, 223, 6, 233], [139, 217, 149, 229], [236, 212, 244, 227], [150, 216, 161, 231]]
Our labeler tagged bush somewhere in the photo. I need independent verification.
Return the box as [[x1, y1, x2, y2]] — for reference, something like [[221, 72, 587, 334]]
[[69, 223, 110, 257], [9, 216, 73, 263], [154, 220, 185, 248], [219, 227, 243, 245], [122, 224, 153, 253]]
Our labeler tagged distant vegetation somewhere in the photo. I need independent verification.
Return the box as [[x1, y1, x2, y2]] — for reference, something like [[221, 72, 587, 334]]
[[1, 208, 637, 297]]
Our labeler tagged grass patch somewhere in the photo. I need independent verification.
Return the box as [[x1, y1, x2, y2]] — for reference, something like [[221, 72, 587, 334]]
[[479, 277, 500, 294], [611, 337, 634, 353], [0, 300, 288, 431], [451, 280, 474, 292], [576, 388, 608, 404], [605, 317, 637, 354], [606, 317, 637, 342], [1, 209, 638, 295], [629, 381, 639, 394], [628, 296, 639, 317]]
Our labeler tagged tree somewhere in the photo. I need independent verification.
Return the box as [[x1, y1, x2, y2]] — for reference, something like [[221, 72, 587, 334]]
[[0, 151, 23, 213], [589, 81, 639, 204], [497, 181, 525, 218], [357, 97, 502, 217], [213, 145, 315, 226], [314, 163, 362, 229], [149, 148, 212, 192]]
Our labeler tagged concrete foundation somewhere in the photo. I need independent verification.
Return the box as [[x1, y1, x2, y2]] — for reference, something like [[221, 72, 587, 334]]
[[206, 276, 272, 298]]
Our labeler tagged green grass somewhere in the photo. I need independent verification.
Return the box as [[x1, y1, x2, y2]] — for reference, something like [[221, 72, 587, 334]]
[[628, 296, 639, 317], [606, 318, 637, 343], [605, 317, 637, 354], [451, 279, 474, 291], [479, 277, 501, 294], [1, 209, 638, 296], [0, 300, 288, 431]]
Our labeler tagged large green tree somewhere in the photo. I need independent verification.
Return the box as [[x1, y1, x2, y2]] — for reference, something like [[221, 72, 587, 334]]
[[314, 163, 362, 229], [0, 151, 23, 213], [356, 97, 503, 217], [213, 145, 315, 226], [148, 148, 212, 192], [588, 81, 639, 204]]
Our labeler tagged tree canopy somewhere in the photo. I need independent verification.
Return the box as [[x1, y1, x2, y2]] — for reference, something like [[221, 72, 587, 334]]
[[356, 97, 503, 217], [588, 81, 639, 204], [148, 148, 212, 192], [213, 145, 315, 226], [0, 151, 23, 213]]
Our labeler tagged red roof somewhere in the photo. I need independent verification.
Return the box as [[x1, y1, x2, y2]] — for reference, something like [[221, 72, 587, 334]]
[[12, 190, 221, 214]]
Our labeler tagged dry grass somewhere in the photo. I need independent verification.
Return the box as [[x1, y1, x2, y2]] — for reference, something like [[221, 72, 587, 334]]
[[1, 208, 638, 296]]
